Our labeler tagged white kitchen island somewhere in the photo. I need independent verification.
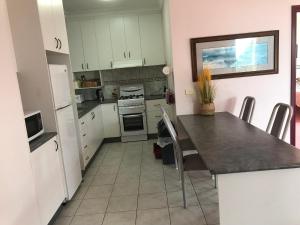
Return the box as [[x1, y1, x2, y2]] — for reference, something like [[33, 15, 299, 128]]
[[178, 113, 300, 225]]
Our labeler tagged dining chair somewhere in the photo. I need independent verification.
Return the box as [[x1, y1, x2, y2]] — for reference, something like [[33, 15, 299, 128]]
[[161, 107, 207, 208], [266, 103, 293, 140], [239, 96, 256, 123]]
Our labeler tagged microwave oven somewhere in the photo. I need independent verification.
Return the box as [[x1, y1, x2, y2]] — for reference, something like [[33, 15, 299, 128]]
[[24, 111, 44, 142]]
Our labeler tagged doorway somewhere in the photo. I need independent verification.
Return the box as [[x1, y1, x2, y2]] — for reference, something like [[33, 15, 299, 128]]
[[291, 6, 300, 147]]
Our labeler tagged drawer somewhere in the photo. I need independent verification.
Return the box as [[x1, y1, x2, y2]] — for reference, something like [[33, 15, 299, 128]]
[[79, 118, 88, 134], [80, 133, 88, 149], [146, 99, 168, 112], [147, 111, 163, 121], [82, 147, 91, 168]]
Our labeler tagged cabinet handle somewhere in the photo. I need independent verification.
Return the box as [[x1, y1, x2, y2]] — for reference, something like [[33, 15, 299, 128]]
[[54, 140, 58, 151], [83, 134, 87, 137], [113, 105, 116, 111], [143, 58, 146, 65], [59, 39, 62, 49], [81, 121, 85, 125], [81, 64, 84, 70], [86, 63, 89, 70], [128, 51, 131, 58], [124, 52, 126, 58], [84, 145, 88, 149], [110, 61, 113, 68], [58, 39, 62, 50], [55, 37, 59, 49]]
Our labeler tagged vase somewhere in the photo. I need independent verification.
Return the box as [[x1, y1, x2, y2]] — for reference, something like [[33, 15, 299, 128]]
[[200, 103, 215, 116]]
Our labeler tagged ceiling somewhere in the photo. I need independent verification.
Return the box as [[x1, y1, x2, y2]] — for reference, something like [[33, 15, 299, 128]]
[[63, 0, 163, 14]]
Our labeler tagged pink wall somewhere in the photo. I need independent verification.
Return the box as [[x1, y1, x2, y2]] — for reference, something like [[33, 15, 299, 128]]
[[169, 0, 296, 133], [0, 1, 40, 224]]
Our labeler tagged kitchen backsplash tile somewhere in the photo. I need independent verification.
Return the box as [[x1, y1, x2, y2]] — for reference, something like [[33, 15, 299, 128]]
[[101, 65, 167, 99]]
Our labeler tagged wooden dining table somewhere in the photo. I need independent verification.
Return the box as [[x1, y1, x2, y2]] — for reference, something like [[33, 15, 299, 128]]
[[178, 112, 300, 225]]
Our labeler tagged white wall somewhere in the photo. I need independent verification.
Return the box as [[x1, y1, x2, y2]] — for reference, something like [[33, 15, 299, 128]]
[[0, 1, 40, 224], [170, 0, 298, 133]]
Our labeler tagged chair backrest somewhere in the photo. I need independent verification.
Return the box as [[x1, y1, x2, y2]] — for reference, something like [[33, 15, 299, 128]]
[[266, 103, 293, 140], [161, 107, 183, 169], [239, 96, 256, 123]]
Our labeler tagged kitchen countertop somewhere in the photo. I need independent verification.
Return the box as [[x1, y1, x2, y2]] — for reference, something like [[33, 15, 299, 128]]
[[29, 132, 57, 153], [145, 95, 165, 100], [77, 99, 117, 119], [178, 112, 300, 175]]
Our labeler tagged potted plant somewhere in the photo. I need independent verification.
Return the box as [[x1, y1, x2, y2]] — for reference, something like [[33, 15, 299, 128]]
[[197, 68, 216, 115]]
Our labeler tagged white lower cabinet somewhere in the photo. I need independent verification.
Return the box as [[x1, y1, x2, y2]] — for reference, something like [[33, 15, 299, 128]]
[[146, 99, 172, 134], [101, 103, 121, 138], [78, 105, 104, 169], [30, 136, 65, 225]]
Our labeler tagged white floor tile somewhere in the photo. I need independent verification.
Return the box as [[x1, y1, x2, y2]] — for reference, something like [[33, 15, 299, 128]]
[[136, 208, 170, 225], [102, 211, 136, 225], [70, 214, 104, 225], [107, 195, 138, 212]]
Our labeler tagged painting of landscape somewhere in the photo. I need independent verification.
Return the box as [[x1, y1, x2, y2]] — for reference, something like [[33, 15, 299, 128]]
[[190, 30, 279, 81], [202, 42, 269, 70]]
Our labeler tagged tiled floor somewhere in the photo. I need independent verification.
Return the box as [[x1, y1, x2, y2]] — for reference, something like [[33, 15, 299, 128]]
[[53, 140, 219, 225]]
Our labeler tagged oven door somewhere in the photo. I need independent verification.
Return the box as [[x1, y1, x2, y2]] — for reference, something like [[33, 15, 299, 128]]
[[120, 112, 147, 136]]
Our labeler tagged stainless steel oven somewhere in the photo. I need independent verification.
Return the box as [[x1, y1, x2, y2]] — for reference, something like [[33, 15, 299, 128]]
[[119, 105, 147, 142]]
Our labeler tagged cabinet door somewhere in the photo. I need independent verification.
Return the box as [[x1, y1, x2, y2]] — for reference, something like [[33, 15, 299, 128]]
[[95, 17, 114, 70], [139, 14, 165, 66], [30, 137, 65, 225], [66, 20, 85, 72], [52, 0, 69, 53], [124, 15, 142, 60], [110, 17, 127, 62], [102, 103, 121, 138], [80, 20, 99, 71], [96, 105, 104, 145], [89, 110, 98, 156], [37, 0, 57, 52]]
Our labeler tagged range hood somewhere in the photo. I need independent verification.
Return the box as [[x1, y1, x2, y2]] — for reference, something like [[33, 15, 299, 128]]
[[112, 59, 143, 69]]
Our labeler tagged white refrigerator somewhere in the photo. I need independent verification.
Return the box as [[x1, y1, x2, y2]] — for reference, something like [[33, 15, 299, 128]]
[[48, 64, 82, 200]]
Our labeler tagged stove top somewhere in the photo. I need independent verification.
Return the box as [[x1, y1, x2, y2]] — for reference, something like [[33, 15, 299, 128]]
[[118, 84, 145, 107], [119, 94, 144, 100]]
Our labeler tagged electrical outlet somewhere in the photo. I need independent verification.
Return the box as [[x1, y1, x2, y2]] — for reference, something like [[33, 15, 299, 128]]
[[185, 89, 194, 95]]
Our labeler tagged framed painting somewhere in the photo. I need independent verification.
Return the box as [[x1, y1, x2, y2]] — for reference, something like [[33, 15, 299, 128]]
[[190, 30, 279, 81]]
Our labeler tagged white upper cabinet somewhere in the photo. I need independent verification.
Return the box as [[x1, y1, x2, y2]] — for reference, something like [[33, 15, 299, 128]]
[[110, 17, 128, 62], [52, 0, 69, 53], [37, 0, 69, 53], [67, 20, 85, 72], [80, 20, 99, 71], [95, 17, 114, 70], [139, 14, 166, 66], [66, 19, 99, 72], [124, 15, 142, 60], [67, 13, 166, 71]]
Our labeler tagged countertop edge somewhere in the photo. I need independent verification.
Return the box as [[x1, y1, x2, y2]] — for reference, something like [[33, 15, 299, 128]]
[[29, 132, 57, 153]]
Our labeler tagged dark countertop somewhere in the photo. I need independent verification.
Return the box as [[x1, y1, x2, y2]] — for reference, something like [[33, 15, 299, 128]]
[[77, 99, 117, 119], [29, 132, 57, 153], [178, 112, 300, 175], [145, 95, 165, 100]]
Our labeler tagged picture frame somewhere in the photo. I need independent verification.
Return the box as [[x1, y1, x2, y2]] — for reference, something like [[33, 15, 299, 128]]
[[190, 30, 279, 81]]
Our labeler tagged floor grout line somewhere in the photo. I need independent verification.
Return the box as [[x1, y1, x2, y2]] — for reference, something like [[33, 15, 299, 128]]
[[135, 141, 145, 225], [100, 143, 126, 225]]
